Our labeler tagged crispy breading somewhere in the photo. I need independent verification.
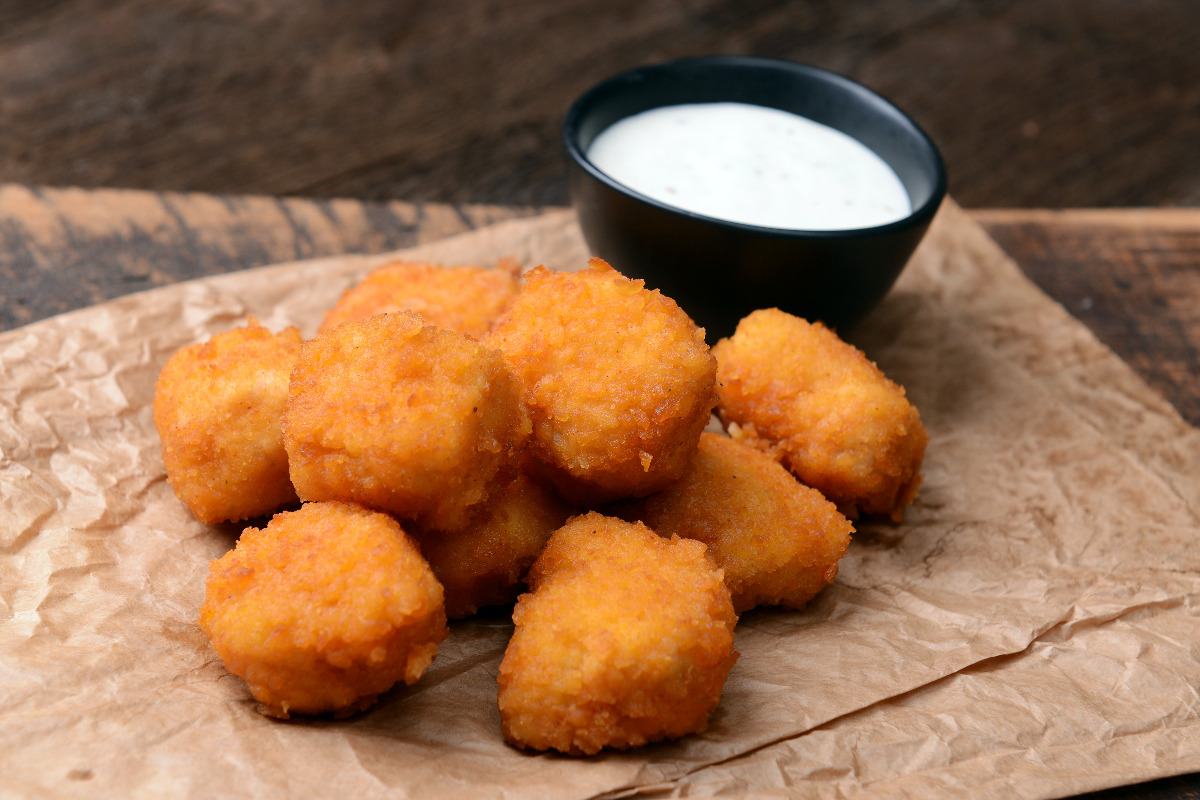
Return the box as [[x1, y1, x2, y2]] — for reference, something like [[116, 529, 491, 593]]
[[497, 512, 738, 755], [485, 259, 717, 505], [152, 318, 301, 524], [199, 501, 447, 718], [411, 473, 576, 619], [283, 312, 530, 531], [713, 308, 927, 521], [630, 432, 853, 613], [319, 258, 522, 339]]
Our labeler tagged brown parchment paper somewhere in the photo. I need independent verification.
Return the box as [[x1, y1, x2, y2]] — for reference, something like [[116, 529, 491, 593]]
[[2, 201, 1199, 800]]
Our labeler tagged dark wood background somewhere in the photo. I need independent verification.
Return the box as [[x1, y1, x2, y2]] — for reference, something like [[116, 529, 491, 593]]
[[1, 0, 1197, 208]]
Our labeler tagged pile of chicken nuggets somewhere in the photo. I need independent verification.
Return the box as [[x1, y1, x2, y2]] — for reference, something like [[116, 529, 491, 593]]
[[154, 255, 927, 755]]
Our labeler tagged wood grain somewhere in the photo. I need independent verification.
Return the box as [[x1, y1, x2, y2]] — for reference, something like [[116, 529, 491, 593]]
[[0, 184, 535, 330], [0, 0, 1196, 208], [2, 183, 1198, 435], [976, 209, 1200, 426]]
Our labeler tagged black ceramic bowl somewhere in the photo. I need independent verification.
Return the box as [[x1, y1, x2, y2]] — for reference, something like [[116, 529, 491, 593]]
[[563, 56, 946, 341]]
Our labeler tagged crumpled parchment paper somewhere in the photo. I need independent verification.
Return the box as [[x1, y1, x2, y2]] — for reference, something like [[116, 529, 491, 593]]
[[2, 201, 1198, 800]]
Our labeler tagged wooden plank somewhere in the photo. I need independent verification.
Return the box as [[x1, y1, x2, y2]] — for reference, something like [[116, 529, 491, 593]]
[[975, 208, 1200, 427], [1, 185, 1198, 433], [0, 185, 536, 330], [0, 1, 1196, 209], [973, 208, 1200, 230]]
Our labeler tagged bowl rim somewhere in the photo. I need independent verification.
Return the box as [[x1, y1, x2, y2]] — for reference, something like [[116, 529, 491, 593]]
[[563, 55, 947, 239]]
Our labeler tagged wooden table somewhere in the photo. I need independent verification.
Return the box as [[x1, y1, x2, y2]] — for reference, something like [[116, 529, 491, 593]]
[[1, 185, 1198, 799], [1, 1, 1198, 210], [3, 185, 1199, 434]]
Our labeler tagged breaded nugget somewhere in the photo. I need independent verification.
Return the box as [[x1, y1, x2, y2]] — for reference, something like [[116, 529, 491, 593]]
[[497, 512, 738, 755], [629, 432, 853, 613], [411, 473, 576, 619], [713, 308, 927, 521], [153, 318, 301, 524], [283, 312, 529, 531], [319, 258, 522, 339], [199, 501, 447, 718], [485, 259, 717, 505]]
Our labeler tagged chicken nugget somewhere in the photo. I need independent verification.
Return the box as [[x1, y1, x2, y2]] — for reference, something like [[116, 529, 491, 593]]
[[411, 473, 576, 619], [283, 312, 530, 531], [713, 308, 927, 520], [628, 432, 853, 613], [199, 501, 447, 718], [485, 259, 717, 505], [319, 258, 522, 339], [153, 318, 301, 524], [497, 512, 738, 755]]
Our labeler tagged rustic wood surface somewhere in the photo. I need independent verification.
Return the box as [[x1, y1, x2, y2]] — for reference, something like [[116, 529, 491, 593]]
[[0, 184, 537, 330], [0, 0, 1197, 209], [0, 186, 1197, 798], [976, 209, 1200, 429], [2, 185, 1198, 438]]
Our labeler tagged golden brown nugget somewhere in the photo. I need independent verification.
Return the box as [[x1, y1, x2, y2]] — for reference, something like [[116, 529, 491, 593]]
[[283, 312, 529, 531], [412, 473, 576, 619], [199, 501, 447, 718], [153, 318, 301, 524], [713, 308, 927, 521], [631, 432, 853, 613], [319, 258, 522, 339], [497, 512, 738, 755], [486, 259, 717, 505]]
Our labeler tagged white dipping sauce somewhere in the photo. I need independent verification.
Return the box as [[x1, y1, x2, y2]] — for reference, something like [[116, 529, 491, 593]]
[[586, 102, 912, 231]]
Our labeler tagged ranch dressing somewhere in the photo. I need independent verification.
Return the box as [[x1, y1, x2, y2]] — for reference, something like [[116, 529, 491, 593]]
[[586, 102, 911, 231]]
